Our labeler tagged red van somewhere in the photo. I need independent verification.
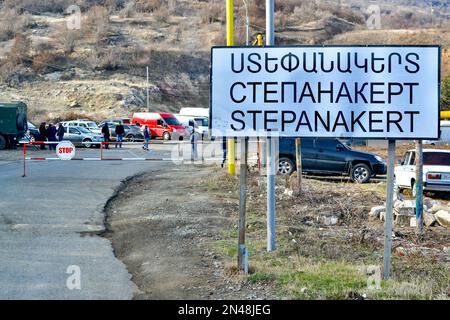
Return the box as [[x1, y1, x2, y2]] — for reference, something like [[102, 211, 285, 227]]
[[131, 112, 190, 140]]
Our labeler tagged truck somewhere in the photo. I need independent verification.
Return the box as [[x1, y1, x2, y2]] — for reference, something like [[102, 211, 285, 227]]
[[0, 102, 28, 150]]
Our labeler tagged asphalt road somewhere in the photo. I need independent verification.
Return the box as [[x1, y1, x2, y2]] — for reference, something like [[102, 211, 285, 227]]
[[0, 150, 169, 299]]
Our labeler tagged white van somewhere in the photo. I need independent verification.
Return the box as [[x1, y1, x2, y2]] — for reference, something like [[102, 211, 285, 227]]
[[424, 121, 450, 145], [178, 108, 210, 139]]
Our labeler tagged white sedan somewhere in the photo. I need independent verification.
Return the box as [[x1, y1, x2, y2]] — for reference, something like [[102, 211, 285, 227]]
[[395, 149, 450, 196]]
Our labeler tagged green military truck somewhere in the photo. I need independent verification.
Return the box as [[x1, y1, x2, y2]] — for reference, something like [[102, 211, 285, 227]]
[[0, 102, 28, 150]]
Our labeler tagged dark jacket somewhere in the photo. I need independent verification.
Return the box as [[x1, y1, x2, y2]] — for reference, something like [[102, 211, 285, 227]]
[[102, 124, 110, 138], [115, 124, 125, 135], [144, 127, 150, 139], [39, 124, 47, 141], [46, 126, 57, 141], [57, 125, 65, 138]]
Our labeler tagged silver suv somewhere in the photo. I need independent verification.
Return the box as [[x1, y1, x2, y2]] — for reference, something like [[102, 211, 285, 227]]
[[61, 126, 103, 148]]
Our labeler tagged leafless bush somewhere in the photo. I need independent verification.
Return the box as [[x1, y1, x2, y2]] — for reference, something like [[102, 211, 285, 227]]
[[119, 1, 136, 18], [3, 0, 72, 13], [56, 26, 81, 54], [0, 8, 34, 41], [84, 5, 110, 44], [87, 48, 121, 71], [153, 5, 169, 24], [135, 0, 164, 12], [32, 51, 59, 73], [200, 2, 223, 24]]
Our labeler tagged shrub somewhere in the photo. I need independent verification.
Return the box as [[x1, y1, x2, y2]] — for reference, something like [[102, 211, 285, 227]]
[[0, 8, 34, 41], [32, 51, 59, 73], [84, 5, 110, 43], [135, 0, 164, 13]]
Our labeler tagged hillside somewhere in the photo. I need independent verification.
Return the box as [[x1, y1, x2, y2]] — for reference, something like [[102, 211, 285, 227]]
[[0, 0, 449, 123]]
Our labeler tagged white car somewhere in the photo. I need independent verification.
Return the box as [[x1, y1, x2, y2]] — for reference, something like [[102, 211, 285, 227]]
[[395, 149, 450, 196], [61, 120, 101, 134]]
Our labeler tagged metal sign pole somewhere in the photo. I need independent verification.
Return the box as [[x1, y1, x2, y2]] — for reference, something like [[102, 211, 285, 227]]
[[238, 137, 248, 272], [266, 0, 276, 252], [415, 140, 424, 234], [383, 139, 396, 279], [295, 138, 302, 194]]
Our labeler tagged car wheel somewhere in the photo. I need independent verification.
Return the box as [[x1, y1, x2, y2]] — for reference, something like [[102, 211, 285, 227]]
[[163, 132, 171, 140], [0, 135, 6, 150], [126, 134, 135, 142], [278, 157, 295, 176], [351, 163, 371, 183], [82, 138, 92, 148]]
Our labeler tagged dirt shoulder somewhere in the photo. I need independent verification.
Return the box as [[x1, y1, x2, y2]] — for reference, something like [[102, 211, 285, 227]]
[[103, 165, 276, 300], [105, 164, 449, 300]]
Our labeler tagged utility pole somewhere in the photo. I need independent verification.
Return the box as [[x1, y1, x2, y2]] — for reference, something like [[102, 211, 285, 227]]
[[146, 66, 150, 111], [415, 140, 424, 234], [226, 0, 236, 176], [266, 0, 276, 252], [243, 0, 250, 46]]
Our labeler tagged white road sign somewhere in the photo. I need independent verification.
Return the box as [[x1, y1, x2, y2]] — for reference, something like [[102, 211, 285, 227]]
[[56, 141, 76, 160], [210, 46, 440, 139]]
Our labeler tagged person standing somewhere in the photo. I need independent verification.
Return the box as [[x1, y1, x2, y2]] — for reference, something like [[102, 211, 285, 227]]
[[102, 122, 110, 149], [46, 123, 57, 150], [57, 123, 65, 142], [143, 125, 150, 151], [39, 122, 47, 150], [115, 121, 125, 149]]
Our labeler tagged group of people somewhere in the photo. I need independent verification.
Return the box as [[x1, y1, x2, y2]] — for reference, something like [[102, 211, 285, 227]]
[[100, 122, 151, 150], [38, 122, 65, 150]]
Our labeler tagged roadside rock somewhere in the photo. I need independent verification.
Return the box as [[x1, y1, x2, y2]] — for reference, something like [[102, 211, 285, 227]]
[[424, 212, 437, 227], [429, 204, 450, 214], [369, 206, 385, 219], [435, 210, 450, 228], [317, 215, 339, 226], [69, 101, 81, 108], [394, 200, 415, 216], [395, 214, 412, 227]]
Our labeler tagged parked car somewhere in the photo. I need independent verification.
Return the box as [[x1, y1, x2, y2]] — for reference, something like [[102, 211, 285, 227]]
[[60, 125, 103, 148], [131, 112, 190, 140], [103, 123, 144, 141], [278, 137, 386, 183], [26, 122, 40, 140], [174, 114, 201, 138], [61, 120, 101, 134], [99, 118, 131, 126], [395, 149, 450, 196]]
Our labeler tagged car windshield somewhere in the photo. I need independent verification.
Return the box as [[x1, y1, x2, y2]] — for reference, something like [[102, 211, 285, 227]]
[[77, 127, 92, 134], [423, 152, 450, 166], [164, 117, 181, 126], [194, 117, 209, 127], [86, 122, 99, 129]]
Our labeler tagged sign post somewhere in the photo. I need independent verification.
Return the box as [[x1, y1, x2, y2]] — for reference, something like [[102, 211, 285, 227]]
[[266, 0, 276, 252], [383, 140, 396, 279], [415, 140, 424, 234]]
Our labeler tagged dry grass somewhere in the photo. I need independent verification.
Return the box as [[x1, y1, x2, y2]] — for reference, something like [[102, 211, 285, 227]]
[[209, 168, 450, 299]]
